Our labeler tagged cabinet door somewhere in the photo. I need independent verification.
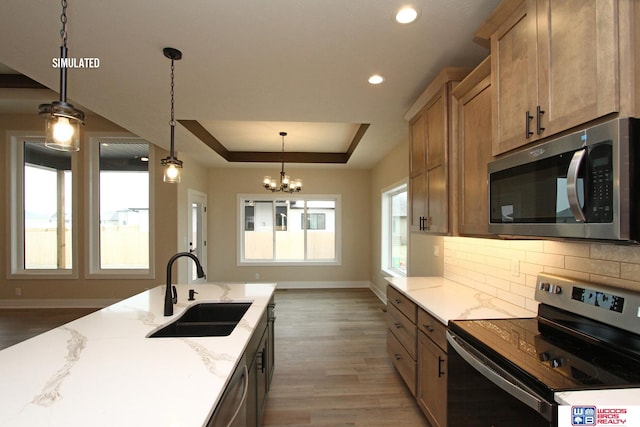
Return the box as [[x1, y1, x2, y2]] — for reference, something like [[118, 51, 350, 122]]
[[417, 333, 447, 427], [458, 68, 492, 235], [255, 331, 268, 427], [536, 0, 618, 136], [409, 173, 427, 232], [426, 165, 447, 234], [410, 112, 426, 176], [425, 87, 446, 170], [491, 0, 538, 155]]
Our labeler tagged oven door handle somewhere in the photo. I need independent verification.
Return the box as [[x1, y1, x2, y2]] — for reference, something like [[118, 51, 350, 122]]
[[446, 330, 553, 422]]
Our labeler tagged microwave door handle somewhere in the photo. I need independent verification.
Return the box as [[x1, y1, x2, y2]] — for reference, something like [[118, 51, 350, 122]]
[[567, 148, 587, 222]]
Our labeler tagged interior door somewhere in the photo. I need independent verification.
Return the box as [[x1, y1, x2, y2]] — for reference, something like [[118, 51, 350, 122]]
[[187, 189, 207, 283]]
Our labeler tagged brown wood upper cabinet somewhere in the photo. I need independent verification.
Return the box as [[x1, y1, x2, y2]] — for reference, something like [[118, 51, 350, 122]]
[[489, 0, 624, 156], [452, 57, 492, 236], [406, 67, 470, 234]]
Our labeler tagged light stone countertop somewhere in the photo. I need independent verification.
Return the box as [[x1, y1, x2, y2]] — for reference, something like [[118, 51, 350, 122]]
[[0, 282, 276, 427], [384, 276, 536, 324]]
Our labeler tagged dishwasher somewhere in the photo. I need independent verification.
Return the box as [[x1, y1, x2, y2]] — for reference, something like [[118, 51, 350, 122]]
[[207, 356, 248, 427]]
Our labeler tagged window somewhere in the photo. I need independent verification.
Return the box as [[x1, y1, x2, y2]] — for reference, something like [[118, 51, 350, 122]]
[[382, 183, 407, 276], [239, 195, 340, 265], [89, 138, 154, 276], [9, 136, 76, 275]]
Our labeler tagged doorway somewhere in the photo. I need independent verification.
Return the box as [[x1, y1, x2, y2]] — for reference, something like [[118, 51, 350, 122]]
[[187, 189, 207, 283]]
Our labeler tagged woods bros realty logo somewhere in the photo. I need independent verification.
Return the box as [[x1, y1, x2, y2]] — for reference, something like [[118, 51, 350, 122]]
[[52, 57, 100, 68], [562, 406, 635, 426]]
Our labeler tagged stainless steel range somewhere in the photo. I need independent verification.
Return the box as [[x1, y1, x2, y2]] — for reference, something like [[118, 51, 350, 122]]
[[446, 273, 640, 426]]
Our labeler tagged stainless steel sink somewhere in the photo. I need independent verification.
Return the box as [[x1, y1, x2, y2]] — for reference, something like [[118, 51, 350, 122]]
[[148, 302, 251, 338]]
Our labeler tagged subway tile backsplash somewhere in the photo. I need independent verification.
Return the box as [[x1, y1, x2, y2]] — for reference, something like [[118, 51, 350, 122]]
[[443, 237, 640, 312]]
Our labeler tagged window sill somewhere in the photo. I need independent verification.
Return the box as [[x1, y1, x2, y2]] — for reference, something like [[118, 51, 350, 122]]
[[381, 268, 406, 278]]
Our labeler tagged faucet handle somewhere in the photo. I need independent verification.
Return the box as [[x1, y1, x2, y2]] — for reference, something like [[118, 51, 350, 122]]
[[171, 285, 177, 304]]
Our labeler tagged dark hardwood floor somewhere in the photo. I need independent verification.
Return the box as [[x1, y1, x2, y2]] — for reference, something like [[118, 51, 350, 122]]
[[0, 307, 97, 350], [0, 289, 428, 426]]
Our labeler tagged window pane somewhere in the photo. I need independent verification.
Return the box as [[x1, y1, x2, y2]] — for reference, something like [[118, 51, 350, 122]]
[[276, 200, 303, 260], [241, 197, 338, 263], [390, 191, 407, 273], [305, 200, 335, 260], [99, 143, 149, 269], [23, 141, 72, 269], [244, 200, 274, 260]]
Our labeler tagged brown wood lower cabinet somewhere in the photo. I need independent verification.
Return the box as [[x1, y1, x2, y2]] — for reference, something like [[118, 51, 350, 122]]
[[387, 285, 448, 425], [417, 329, 447, 427]]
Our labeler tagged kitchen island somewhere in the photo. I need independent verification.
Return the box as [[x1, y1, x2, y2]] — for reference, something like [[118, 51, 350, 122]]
[[0, 282, 276, 427]]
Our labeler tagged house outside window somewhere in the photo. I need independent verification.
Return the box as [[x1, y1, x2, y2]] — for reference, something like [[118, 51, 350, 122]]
[[239, 195, 340, 265], [382, 183, 407, 276], [88, 138, 154, 277], [9, 136, 76, 276]]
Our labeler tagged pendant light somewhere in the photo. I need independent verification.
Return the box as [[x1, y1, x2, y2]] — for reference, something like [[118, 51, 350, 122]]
[[262, 132, 302, 193], [39, 0, 85, 152], [160, 47, 184, 184]]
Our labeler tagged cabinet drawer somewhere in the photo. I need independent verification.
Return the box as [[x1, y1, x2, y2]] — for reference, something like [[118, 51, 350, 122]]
[[386, 303, 417, 359], [417, 309, 447, 351], [387, 330, 416, 396], [387, 286, 417, 323]]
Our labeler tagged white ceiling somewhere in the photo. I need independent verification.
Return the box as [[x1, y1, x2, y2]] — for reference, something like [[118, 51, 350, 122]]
[[0, 0, 498, 169]]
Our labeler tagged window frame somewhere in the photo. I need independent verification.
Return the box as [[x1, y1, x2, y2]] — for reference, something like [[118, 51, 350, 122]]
[[237, 193, 342, 266], [8, 132, 79, 278], [86, 134, 156, 279], [381, 181, 408, 277]]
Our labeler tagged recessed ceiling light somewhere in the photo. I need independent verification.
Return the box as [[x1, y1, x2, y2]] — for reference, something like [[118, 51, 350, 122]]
[[395, 6, 418, 24], [368, 74, 385, 85]]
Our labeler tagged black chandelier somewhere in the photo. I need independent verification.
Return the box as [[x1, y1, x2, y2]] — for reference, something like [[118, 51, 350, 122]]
[[160, 47, 184, 184], [39, 0, 85, 152], [263, 132, 302, 193]]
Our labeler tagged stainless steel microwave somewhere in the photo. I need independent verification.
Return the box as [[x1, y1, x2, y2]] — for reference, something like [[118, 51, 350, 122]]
[[488, 117, 639, 242]]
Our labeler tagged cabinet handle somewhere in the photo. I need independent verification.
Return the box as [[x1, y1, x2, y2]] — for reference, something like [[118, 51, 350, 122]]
[[425, 217, 431, 231], [525, 111, 534, 138], [419, 216, 425, 231], [257, 350, 266, 373], [423, 324, 435, 333], [394, 298, 402, 304], [438, 356, 445, 378], [536, 105, 545, 135], [394, 353, 402, 361], [394, 322, 402, 329]]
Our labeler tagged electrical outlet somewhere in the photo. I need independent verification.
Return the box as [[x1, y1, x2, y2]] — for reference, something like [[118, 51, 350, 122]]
[[15, 288, 21, 296], [255, 273, 260, 280], [433, 245, 440, 257]]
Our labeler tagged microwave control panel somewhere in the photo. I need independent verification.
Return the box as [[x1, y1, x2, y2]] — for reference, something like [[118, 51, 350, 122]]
[[585, 143, 613, 223]]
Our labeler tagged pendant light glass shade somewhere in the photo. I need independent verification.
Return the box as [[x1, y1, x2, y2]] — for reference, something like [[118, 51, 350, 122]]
[[40, 101, 84, 151], [162, 158, 183, 183]]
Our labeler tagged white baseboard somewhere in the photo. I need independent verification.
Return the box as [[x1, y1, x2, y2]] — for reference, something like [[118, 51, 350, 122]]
[[275, 281, 370, 289], [0, 299, 117, 309], [369, 283, 386, 304]]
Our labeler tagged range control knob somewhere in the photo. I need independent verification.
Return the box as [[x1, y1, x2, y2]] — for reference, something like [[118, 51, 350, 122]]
[[550, 358, 563, 369], [539, 282, 551, 292], [552, 285, 562, 294], [538, 352, 550, 362]]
